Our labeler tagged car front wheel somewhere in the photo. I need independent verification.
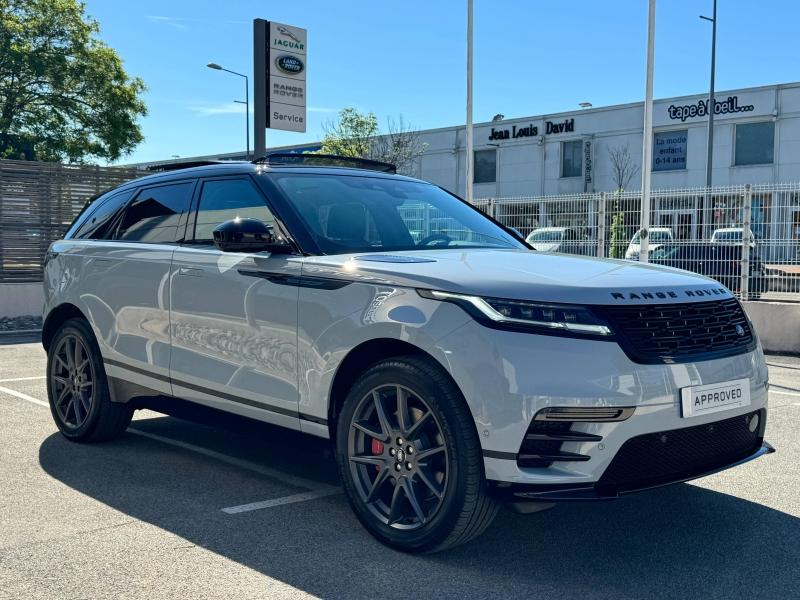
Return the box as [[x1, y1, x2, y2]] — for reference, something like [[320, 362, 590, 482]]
[[335, 356, 498, 553], [46, 318, 133, 442]]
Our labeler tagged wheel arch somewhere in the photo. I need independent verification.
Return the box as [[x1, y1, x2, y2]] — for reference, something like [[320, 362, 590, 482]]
[[42, 303, 87, 351], [326, 338, 468, 442]]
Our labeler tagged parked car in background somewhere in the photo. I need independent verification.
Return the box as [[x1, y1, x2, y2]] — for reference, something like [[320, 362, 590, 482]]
[[526, 226, 590, 255], [711, 227, 756, 247], [625, 227, 674, 260], [650, 242, 768, 298]]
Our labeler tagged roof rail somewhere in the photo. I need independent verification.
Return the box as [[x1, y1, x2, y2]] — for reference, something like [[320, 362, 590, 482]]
[[254, 153, 396, 174], [146, 160, 245, 172]]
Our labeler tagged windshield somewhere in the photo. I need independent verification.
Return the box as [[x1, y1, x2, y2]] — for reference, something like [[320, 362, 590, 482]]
[[527, 230, 563, 242], [273, 174, 523, 254], [713, 230, 741, 242], [631, 230, 671, 244]]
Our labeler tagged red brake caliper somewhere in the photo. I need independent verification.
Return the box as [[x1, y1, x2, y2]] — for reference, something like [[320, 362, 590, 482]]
[[371, 439, 385, 472]]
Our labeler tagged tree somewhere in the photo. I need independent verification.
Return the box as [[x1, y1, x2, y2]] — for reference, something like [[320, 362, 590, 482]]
[[609, 210, 627, 259], [0, 0, 147, 162], [369, 115, 428, 176], [607, 144, 640, 253], [607, 144, 639, 192], [317, 108, 427, 175]]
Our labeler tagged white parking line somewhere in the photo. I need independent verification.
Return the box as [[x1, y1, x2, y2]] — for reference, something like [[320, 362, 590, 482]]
[[770, 389, 800, 398], [0, 375, 46, 383], [222, 487, 341, 514], [0, 385, 49, 407], [0, 385, 340, 512]]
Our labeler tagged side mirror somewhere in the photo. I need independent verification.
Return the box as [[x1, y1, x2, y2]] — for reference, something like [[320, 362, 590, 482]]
[[212, 218, 293, 254]]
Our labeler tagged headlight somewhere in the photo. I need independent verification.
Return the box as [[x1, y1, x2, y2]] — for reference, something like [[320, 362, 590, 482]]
[[417, 289, 613, 336]]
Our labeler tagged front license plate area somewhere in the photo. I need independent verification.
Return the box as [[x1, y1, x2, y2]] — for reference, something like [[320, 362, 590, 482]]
[[680, 378, 751, 418]]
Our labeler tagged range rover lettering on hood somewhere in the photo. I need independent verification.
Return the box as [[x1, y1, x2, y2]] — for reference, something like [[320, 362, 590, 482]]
[[611, 287, 729, 301]]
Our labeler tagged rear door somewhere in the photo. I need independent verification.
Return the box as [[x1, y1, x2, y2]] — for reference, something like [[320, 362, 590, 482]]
[[168, 175, 302, 429], [78, 179, 196, 396]]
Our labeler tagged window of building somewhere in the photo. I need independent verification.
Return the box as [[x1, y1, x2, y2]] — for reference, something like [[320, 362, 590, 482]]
[[734, 121, 774, 166], [74, 190, 133, 239], [473, 149, 497, 184], [653, 130, 688, 171], [116, 181, 194, 243], [561, 140, 582, 178], [193, 178, 275, 242]]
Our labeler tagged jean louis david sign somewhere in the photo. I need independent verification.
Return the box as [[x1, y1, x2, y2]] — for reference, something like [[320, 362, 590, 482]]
[[267, 21, 307, 132]]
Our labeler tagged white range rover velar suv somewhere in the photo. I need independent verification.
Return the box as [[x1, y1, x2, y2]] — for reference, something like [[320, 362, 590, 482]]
[[42, 154, 773, 552]]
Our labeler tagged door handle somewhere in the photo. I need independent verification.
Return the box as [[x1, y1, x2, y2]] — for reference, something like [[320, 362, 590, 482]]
[[177, 266, 203, 277]]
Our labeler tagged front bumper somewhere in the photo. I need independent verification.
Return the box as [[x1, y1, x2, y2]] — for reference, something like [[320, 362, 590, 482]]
[[489, 442, 775, 502], [432, 320, 771, 487]]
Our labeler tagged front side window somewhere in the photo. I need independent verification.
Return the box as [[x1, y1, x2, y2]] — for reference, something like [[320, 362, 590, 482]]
[[735, 121, 774, 166], [273, 174, 522, 254], [473, 149, 497, 184], [193, 178, 275, 242], [561, 140, 582, 178], [73, 190, 133, 239], [116, 181, 194, 243]]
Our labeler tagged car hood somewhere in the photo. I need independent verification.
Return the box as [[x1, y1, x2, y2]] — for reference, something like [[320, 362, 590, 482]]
[[299, 248, 732, 305]]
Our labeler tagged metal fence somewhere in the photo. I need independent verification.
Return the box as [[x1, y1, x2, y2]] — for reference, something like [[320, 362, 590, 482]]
[[475, 182, 800, 301], [0, 159, 141, 282]]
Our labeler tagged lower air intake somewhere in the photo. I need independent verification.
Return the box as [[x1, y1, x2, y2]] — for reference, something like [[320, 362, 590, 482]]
[[597, 409, 764, 493]]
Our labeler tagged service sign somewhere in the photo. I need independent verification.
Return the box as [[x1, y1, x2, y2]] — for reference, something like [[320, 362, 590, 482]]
[[267, 21, 307, 132]]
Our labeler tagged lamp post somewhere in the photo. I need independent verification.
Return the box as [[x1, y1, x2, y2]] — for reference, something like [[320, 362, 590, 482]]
[[465, 0, 474, 203], [639, 0, 656, 264], [700, 1, 717, 239], [207, 62, 250, 159], [700, 1, 717, 189]]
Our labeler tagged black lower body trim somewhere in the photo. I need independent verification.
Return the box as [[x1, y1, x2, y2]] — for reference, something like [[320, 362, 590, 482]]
[[486, 441, 775, 502], [103, 357, 327, 426]]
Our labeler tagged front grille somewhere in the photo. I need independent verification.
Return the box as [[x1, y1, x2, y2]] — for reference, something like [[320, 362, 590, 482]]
[[597, 409, 764, 493], [599, 298, 755, 364]]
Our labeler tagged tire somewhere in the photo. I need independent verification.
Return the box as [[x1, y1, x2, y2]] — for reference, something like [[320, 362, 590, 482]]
[[335, 355, 498, 553], [46, 318, 133, 442]]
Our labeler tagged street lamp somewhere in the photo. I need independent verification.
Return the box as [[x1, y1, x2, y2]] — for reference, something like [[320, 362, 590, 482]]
[[700, 1, 717, 189], [206, 62, 250, 159]]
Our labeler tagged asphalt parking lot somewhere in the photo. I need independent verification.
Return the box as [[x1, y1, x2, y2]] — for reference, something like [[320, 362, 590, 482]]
[[1, 338, 799, 600]]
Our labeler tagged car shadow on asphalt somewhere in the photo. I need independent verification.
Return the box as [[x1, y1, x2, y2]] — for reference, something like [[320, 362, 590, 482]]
[[38, 408, 799, 600]]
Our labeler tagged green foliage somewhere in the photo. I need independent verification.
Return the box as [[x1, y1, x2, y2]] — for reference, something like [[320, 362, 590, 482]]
[[0, 0, 147, 162], [317, 108, 379, 158], [315, 107, 427, 175], [609, 210, 626, 259]]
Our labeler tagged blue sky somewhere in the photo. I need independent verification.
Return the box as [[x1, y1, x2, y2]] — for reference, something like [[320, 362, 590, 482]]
[[83, 0, 800, 165]]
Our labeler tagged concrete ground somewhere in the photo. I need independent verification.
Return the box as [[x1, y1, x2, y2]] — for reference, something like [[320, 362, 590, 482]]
[[1, 338, 798, 600]]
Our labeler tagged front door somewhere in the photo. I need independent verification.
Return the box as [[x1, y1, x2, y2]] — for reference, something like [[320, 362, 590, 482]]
[[169, 175, 302, 430]]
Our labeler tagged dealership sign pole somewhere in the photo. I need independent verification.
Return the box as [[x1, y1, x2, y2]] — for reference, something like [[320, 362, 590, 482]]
[[639, 0, 656, 264], [254, 19, 308, 158]]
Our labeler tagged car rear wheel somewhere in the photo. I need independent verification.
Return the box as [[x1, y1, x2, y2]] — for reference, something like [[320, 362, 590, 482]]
[[335, 356, 498, 553], [46, 318, 133, 442]]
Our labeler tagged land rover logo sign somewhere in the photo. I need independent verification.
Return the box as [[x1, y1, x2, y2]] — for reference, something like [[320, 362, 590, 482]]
[[736, 324, 745, 337], [276, 55, 304, 75]]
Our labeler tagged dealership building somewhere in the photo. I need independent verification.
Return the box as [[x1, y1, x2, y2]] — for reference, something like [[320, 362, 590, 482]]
[[140, 81, 800, 247]]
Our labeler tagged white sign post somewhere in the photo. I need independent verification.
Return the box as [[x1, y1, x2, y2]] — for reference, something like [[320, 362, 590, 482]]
[[254, 19, 307, 157]]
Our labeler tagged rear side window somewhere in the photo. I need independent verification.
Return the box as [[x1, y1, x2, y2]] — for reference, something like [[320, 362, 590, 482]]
[[193, 178, 275, 242], [73, 190, 133, 239], [116, 181, 194, 243]]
